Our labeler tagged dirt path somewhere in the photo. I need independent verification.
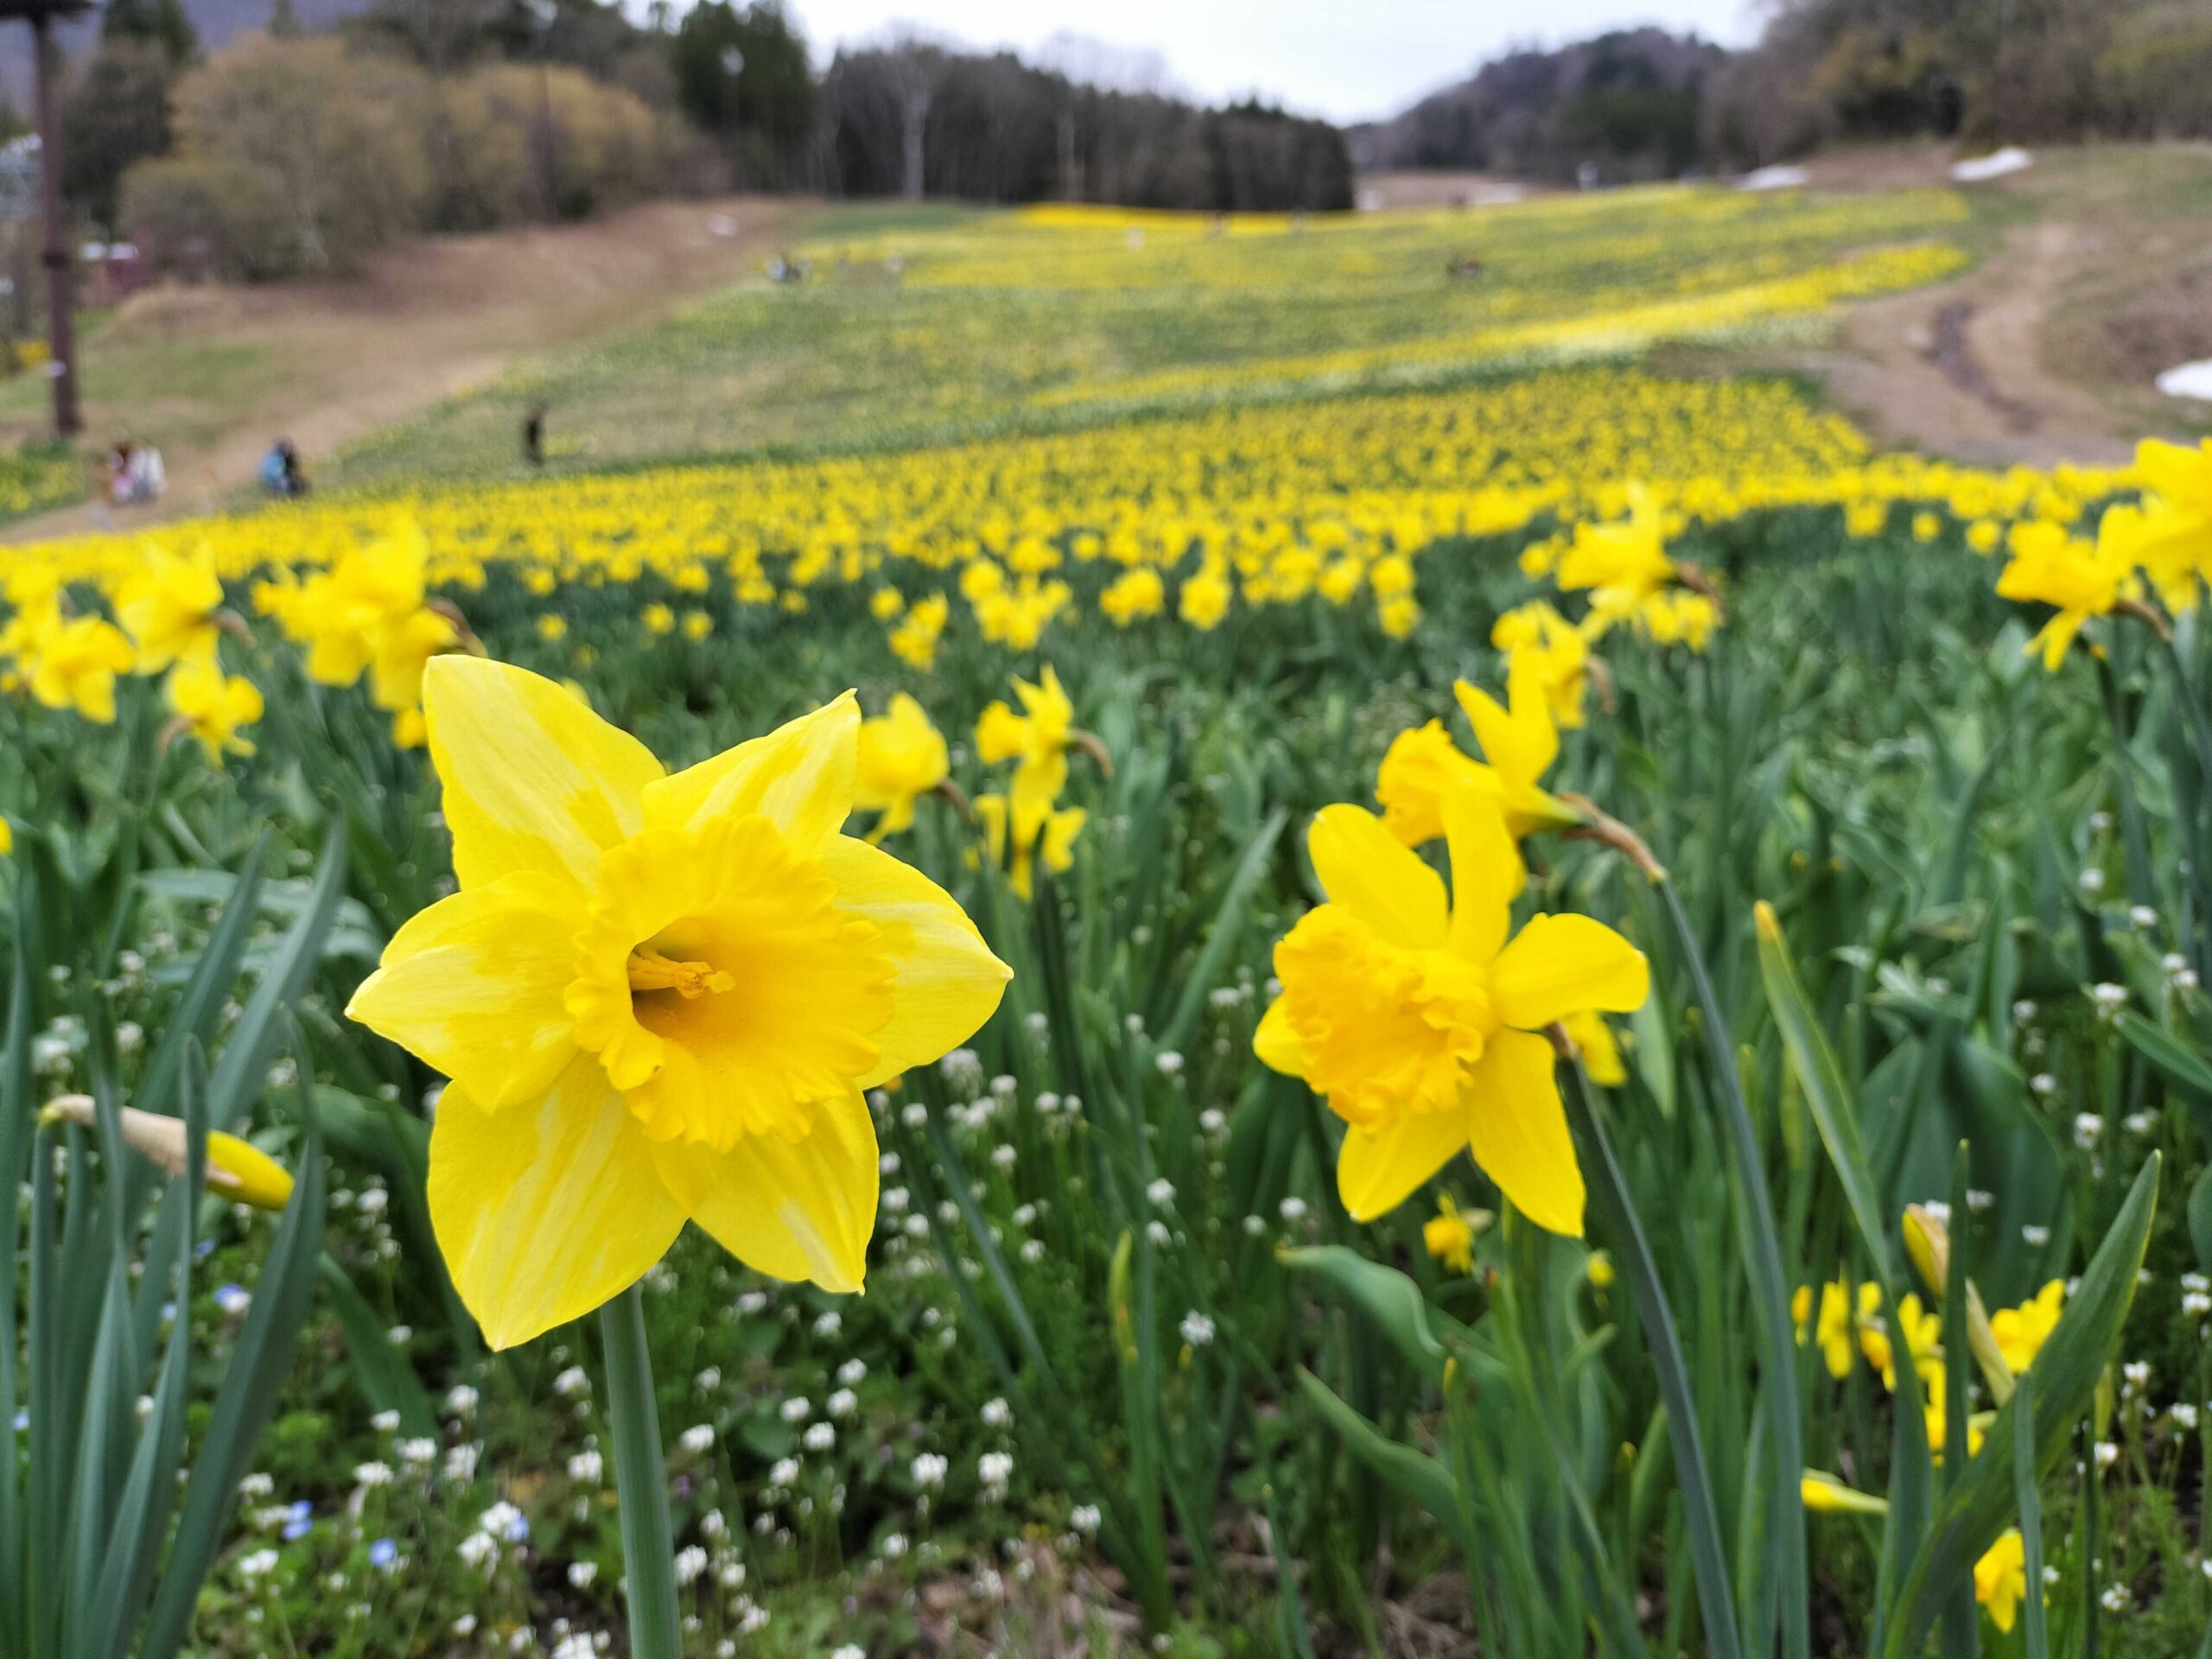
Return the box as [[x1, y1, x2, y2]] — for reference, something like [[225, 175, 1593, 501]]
[[1808, 217, 2138, 467], [2, 195, 807, 543]]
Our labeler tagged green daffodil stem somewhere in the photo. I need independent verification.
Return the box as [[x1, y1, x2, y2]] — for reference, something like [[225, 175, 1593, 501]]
[[1576, 833, 1806, 1659], [601, 1285, 681, 1659], [1555, 1040, 1745, 1659], [2155, 632, 2212, 803]]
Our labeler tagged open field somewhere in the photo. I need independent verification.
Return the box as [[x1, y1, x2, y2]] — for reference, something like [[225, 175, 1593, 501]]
[[4, 154, 2212, 1659]]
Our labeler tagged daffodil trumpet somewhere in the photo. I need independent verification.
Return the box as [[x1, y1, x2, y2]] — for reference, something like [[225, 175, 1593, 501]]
[[40, 1093, 296, 1211]]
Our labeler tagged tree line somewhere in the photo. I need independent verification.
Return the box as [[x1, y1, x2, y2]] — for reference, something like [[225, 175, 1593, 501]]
[[42, 0, 1350, 282], [1355, 0, 2212, 182]]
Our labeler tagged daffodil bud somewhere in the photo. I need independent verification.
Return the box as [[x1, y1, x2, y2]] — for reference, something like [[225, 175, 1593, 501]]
[[40, 1095, 295, 1211], [1800, 1472, 1888, 1516], [1903, 1202, 2017, 1406]]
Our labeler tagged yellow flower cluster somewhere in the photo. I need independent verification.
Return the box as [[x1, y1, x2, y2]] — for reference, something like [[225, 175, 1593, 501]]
[[1, 369, 2148, 681]]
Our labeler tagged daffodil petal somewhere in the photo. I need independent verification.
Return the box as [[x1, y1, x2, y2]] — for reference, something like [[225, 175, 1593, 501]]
[[818, 835, 1011, 1088], [1307, 803, 1447, 950], [346, 872, 582, 1109], [424, 655, 662, 892], [642, 691, 859, 849], [1336, 1107, 1470, 1223], [1443, 785, 1522, 963], [1254, 996, 1308, 1075], [427, 1057, 684, 1351], [1491, 912, 1649, 1030], [1463, 1027, 1584, 1236], [1453, 675, 1553, 789], [650, 1090, 879, 1293]]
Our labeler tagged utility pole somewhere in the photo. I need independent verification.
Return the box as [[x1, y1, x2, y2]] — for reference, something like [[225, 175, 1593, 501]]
[[33, 13, 74, 435], [3, 2, 90, 438]]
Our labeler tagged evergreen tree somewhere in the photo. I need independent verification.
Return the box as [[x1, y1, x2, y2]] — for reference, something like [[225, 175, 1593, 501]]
[[100, 0, 199, 68]]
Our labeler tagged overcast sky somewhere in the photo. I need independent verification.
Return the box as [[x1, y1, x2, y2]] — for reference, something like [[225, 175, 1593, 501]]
[[696, 1, 1766, 125]]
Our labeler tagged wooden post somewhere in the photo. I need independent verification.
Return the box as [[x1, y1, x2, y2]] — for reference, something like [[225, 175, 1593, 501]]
[[30, 8, 78, 437]]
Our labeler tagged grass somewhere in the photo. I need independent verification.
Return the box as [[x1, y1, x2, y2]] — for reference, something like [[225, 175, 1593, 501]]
[[3, 173, 2211, 1659]]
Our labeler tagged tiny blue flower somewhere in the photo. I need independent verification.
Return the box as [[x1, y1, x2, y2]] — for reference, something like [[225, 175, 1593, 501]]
[[369, 1538, 398, 1570], [195, 1239, 217, 1259], [10, 1410, 26, 1434], [282, 1500, 313, 1542]]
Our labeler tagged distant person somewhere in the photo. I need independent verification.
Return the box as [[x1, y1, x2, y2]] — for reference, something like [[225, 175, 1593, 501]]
[[107, 438, 135, 506], [523, 404, 546, 467], [261, 439, 307, 499], [125, 442, 164, 504]]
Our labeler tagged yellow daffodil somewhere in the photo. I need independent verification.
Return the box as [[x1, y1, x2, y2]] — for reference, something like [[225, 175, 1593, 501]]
[[1491, 601, 1591, 729], [854, 694, 949, 842], [29, 613, 136, 723], [347, 657, 1011, 1349], [976, 789, 1084, 901], [1994, 522, 2135, 671], [1179, 562, 1232, 631], [644, 603, 676, 636], [1101, 567, 1166, 626], [1556, 499, 1675, 636], [1560, 1007, 1625, 1085], [1422, 1192, 1490, 1275], [1375, 661, 1580, 848], [1974, 1530, 2026, 1633], [1255, 789, 1649, 1233], [1793, 1277, 1856, 1380], [165, 659, 264, 760], [976, 665, 1077, 809], [1859, 1289, 1941, 1389], [114, 543, 225, 672], [1990, 1280, 2064, 1372], [888, 593, 948, 670]]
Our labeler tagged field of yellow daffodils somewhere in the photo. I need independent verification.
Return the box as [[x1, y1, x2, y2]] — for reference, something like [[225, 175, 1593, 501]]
[[3, 186, 2212, 1659]]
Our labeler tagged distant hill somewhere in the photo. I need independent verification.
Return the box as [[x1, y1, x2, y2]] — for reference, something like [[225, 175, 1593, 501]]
[[0, 0, 369, 109], [1349, 28, 1724, 186]]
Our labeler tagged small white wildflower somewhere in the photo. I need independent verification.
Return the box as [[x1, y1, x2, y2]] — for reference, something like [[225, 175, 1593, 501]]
[[567, 1560, 597, 1588], [980, 1397, 1012, 1429], [2074, 1114, 2104, 1149], [553, 1366, 590, 1398], [1146, 1177, 1175, 1207], [567, 1450, 603, 1484], [1071, 1503, 1101, 1534], [353, 1461, 394, 1488], [803, 1422, 836, 1452], [2129, 905, 2158, 929], [1179, 1312, 1216, 1347], [673, 1546, 709, 1586], [779, 1396, 810, 1423], [911, 1452, 947, 1491], [2094, 1440, 2120, 1468], [837, 1358, 868, 1385], [678, 1425, 715, 1455], [769, 1457, 801, 1488], [2078, 868, 2106, 893], [2023, 1224, 2051, 1247]]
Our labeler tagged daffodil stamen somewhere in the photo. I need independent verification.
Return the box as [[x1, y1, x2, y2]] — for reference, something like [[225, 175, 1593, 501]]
[[626, 948, 735, 1000]]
